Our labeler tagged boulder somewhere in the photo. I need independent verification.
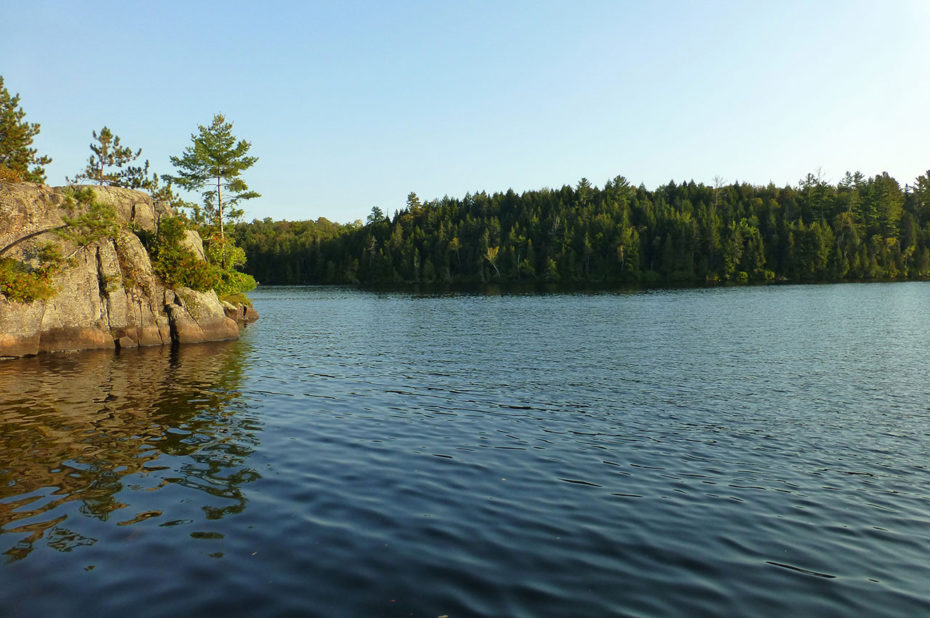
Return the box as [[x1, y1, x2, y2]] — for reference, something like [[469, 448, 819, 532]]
[[180, 229, 207, 261], [172, 287, 240, 343], [222, 300, 260, 325], [86, 185, 160, 233]]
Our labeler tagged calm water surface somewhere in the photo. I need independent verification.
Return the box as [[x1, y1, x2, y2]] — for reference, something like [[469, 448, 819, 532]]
[[2, 283, 930, 616]]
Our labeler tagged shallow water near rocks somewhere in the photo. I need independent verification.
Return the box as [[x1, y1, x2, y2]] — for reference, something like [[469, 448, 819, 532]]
[[2, 283, 930, 616]]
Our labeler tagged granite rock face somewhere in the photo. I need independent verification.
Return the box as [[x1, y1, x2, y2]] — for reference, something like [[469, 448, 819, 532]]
[[0, 182, 256, 359]]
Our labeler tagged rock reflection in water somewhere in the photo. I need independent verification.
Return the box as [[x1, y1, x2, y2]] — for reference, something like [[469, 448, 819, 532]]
[[0, 341, 260, 562]]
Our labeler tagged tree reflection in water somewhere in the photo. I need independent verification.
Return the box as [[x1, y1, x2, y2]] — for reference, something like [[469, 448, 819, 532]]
[[0, 341, 259, 562]]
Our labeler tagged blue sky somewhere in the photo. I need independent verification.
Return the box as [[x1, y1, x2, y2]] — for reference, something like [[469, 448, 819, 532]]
[[2, 0, 928, 223]]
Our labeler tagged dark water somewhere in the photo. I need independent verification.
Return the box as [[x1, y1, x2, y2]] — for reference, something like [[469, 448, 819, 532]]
[[2, 283, 930, 617]]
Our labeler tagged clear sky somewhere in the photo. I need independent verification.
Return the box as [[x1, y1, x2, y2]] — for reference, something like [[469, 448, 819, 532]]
[[2, 0, 929, 224]]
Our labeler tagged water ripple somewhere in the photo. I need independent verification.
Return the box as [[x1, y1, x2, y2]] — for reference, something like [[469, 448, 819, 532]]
[[3, 284, 930, 616]]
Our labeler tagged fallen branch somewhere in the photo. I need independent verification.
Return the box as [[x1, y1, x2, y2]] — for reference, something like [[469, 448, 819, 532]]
[[0, 226, 66, 258]]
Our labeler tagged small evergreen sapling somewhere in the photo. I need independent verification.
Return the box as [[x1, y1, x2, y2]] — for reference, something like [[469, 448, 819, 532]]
[[69, 126, 149, 188]]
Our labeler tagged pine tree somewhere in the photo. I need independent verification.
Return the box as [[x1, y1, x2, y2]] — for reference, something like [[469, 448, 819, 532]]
[[167, 114, 259, 241], [0, 76, 52, 183], [912, 170, 930, 227], [69, 126, 146, 187]]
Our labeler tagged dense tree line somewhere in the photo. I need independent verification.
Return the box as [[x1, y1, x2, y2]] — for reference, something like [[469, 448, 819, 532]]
[[233, 171, 930, 287]]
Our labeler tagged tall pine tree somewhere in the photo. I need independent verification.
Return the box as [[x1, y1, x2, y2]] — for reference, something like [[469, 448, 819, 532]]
[[167, 114, 259, 240], [0, 76, 51, 183]]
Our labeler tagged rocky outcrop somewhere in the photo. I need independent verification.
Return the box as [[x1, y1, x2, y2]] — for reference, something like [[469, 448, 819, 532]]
[[0, 182, 257, 359], [222, 300, 260, 325]]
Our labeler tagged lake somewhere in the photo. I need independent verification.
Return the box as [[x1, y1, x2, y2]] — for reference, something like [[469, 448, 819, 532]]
[[2, 283, 930, 616]]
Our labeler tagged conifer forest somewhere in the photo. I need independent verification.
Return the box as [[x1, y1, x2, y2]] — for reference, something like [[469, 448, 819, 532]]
[[234, 172, 930, 288]]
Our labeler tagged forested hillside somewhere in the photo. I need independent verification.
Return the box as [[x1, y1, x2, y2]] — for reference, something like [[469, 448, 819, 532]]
[[233, 171, 930, 287]]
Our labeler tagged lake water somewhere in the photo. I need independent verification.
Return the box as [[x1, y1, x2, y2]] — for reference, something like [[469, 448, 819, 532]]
[[2, 283, 930, 616]]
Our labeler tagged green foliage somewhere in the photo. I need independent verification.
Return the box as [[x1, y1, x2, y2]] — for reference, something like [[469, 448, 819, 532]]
[[0, 243, 64, 303], [57, 188, 120, 247], [0, 75, 51, 183], [61, 185, 95, 209], [201, 231, 256, 295], [231, 217, 354, 284], [142, 216, 256, 296], [220, 292, 253, 307], [203, 231, 246, 270], [233, 170, 930, 288], [0, 188, 122, 302], [142, 216, 216, 292], [212, 268, 257, 296], [68, 126, 147, 187], [367, 206, 387, 225], [166, 114, 259, 239], [147, 171, 195, 212]]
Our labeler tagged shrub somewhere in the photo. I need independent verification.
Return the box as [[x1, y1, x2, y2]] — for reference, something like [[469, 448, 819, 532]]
[[57, 189, 119, 247], [212, 267, 257, 296], [130, 216, 257, 298], [0, 165, 21, 183], [220, 292, 253, 307], [0, 243, 64, 303], [145, 216, 218, 292]]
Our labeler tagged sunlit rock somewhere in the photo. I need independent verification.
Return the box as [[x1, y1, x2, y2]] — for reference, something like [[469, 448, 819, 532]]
[[0, 182, 256, 358]]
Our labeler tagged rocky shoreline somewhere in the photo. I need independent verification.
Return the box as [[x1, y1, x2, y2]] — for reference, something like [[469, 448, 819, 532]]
[[0, 182, 257, 359]]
